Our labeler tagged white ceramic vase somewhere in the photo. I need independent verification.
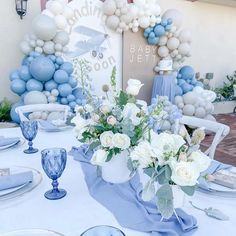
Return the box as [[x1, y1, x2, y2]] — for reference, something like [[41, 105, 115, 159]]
[[101, 150, 132, 184], [172, 185, 186, 208]]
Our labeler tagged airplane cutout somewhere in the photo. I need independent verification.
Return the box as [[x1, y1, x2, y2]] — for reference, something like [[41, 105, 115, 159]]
[[67, 25, 109, 59]]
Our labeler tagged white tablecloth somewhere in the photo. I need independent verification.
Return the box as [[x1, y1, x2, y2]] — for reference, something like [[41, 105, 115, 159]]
[[0, 128, 235, 236]]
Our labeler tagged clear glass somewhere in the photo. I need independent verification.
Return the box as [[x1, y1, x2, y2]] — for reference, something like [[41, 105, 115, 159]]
[[41, 148, 67, 200], [80, 225, 125, 236], [20, 121, 38, 154]]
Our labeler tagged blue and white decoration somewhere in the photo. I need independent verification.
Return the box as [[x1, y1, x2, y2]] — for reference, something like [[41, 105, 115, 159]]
[[174, 66, 216, 120]]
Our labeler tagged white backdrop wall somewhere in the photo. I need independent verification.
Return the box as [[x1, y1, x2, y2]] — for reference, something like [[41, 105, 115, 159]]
[[1, 0, 236, 101]]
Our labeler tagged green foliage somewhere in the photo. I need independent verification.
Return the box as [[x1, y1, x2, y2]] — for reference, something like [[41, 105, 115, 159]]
[[110, 66, 117, 93], [106, 148, 121, 162], [214, 71, 236, 101], [180, 185, 196, 196], [0, 99, 11, 122], [117, 91, 129, 108], [156, 184, 174, 219]]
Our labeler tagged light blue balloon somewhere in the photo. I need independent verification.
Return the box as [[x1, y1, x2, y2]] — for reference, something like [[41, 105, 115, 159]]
[[76, 98, 82, 105], [144, 27, 153, 34], [69, 101, 76, 109], [60, 62, 73, 75], [54, 70, 69, 84], [19, 65, 31, 81], [154, 25, 165, 37], [73, 87, 85, 99], [48, 55, 56, 62], [165, 24, 172, 32], [58, 83, 72, 97], [161, 19, 168, 27], [149, 32, 155, 38], [175, 86, 183, 96], [56, 57, 64, 65], [10, 79, 26, 95], [27, 56, 34, 63], [143, 31, 149, 38], [69, 77, 77, 88], [26, 79, 43, 91], [10, 70, 20, 81], [191, 79, 197, 86], [67, 94, 75, 102], [167, 18, 173, 25], [60, 97, 68, 105], [45, 79, 58, 91], [10, 100, 24, 123], [29, 56, 55, 82], [182, 83, 193, 93], [179, 66, 195, 81], [148, 36, 159, 45], [177, 79, 185, 86], [196, 81, 204, 87]]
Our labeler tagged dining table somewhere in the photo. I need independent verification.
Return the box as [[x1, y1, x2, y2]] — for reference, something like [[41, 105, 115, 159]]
[[0, 127, 235, 236]]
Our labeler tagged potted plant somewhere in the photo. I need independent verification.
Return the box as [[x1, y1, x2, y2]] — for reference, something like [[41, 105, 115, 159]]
[[0, 98, 15, 128]]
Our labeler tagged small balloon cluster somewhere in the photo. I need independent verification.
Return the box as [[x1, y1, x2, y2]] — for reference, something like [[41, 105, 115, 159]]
[[143, 18, 173, 45], [103, 0, 161, 33], [174, 66, 217, 121], [175, 66, 203, 96], [148, 96, 182, 133]]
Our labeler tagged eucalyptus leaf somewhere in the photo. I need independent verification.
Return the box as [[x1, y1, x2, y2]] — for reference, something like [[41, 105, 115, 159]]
[[142, 180, 156, 201], [156, 184, 174, 219], [144, 167, 156, 178], [89, 140, 100, 150], [157, 168, 169, 185], [180, 185, 196, 196]]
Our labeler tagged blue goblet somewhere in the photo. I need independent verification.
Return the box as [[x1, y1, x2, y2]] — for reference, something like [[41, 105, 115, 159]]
[[41, 148, 67, 200], [20, 120, 38, 154]]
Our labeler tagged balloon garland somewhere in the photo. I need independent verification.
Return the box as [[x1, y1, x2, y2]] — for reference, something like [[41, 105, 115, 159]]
[[9, 0, 215, 123]]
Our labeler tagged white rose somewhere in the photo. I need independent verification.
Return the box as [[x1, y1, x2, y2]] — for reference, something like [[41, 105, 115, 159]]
[[126, 79, 143, 96], [71, 114, 90, 138], [112, 133, 130, 150], [136, 99, 148, 114], [91, 149, 108, 166], [100, 105, 110, 114], [123, 103, 141, 126], [130, 141, 155, 168], [100, 131, 114, 148], [170, 161, 200, 186], [188, 151, 211, 172]]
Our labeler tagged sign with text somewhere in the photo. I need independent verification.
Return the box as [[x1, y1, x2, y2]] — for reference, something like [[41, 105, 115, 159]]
[[123, 30, 158, 103], [65, 0, 122, 95]]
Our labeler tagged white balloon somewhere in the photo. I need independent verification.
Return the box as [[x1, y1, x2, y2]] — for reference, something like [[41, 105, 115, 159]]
[[120, 14, 133, 24], [51, 89, 59, 97], [162, 9, 183, 29], [158, 36, 168, 46], [43, 41, 55, 54], [63, 7, 74, 19], [24, 91, 48, 105], [177, 102, 184, 109], [42, 9, 54, 18], [183, 92, 198, 105], [103, 0, 117, 16], [132, 27, 139, 33], [44, 91, 50, 97], [106, 15, 120, 30], [35, 46, 43, 53], [41, 111, 48, 120], [178, 43, 191, 56], [193, 86, 204, 94], [55, 51, 62, 57], [175, 95, 183, 104], [53, 31, 69, 46], [62, 46, 69, 53], [32, 14, 57, 41], [195, 107, 206, 118], [179, 29, 192, 43], [121, 7, 128, 15], [48, 1, 63, 15], [48, 95, 57, 103], [55, 43, 63, 51], [129, 4, 139, 18], [29, 40, 36, 47], [157, 46, 169, 58], [20, 41, 32, 55], [57, 0, 68, 7], [167, 37, 180, 50], [183, 104, 195, 116], [115, 9, 121, 16], [54, 15, 67, 29], [138, 16, 150, 28], [36, 39, 44, 47]]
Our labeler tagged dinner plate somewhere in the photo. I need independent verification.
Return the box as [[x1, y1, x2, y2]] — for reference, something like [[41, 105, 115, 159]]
[[80, 225, 125, 236], [0, 229, 65, 236], [0, 138, 24, 151], [0, 166, 42, 201]]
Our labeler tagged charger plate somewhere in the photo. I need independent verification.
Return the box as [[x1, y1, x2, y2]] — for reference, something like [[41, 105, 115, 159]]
[[0, 229, 65, 236]]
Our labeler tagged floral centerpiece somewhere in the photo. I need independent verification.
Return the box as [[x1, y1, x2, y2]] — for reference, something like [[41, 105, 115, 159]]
[[130, 127, 211, 219]]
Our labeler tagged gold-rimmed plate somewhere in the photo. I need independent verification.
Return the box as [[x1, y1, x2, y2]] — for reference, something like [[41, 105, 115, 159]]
[[0, 166, 42, 202], [0, 138, 25, 151], [0, 229, 65, 236]]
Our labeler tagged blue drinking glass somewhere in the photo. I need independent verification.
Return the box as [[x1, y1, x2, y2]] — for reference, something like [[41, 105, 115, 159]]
[[20, 120, 38, 154], [80, 225, 126, 236], [41, 148, 67, 200]]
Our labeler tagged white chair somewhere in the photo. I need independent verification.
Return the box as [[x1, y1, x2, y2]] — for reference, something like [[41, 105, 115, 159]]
[[15, 104, 70, 123], [175, 115, 230, 159]]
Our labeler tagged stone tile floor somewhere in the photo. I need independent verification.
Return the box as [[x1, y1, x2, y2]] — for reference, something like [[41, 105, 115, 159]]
[[202, 113, 236, 166]]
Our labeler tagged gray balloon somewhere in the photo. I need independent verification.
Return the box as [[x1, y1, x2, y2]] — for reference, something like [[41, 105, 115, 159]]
[[32, 14, 57, 41]]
